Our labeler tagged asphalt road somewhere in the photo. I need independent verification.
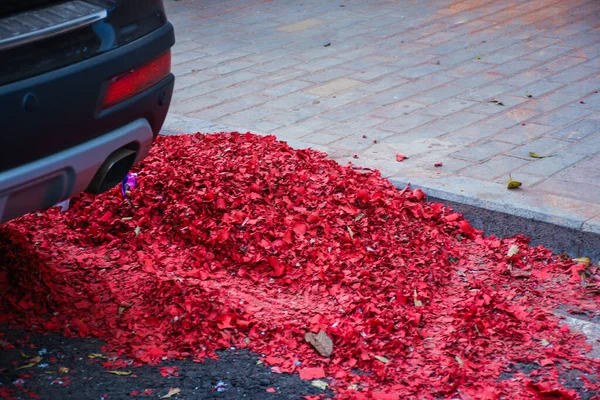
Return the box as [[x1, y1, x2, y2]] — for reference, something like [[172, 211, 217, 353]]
[[0, 329, 331, 400]]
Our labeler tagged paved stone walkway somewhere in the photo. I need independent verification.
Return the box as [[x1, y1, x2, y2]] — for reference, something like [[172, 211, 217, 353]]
[[161, 0, 600, 254]]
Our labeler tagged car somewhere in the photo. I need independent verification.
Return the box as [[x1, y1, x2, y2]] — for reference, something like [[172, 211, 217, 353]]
[[0, 0, 175, 222]]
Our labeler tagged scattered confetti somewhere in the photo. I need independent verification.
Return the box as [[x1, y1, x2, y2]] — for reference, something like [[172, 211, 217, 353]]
[[0, 132, 598, 398]]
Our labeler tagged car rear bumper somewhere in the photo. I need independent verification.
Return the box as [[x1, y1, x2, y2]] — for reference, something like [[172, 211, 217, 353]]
[[0, 22, 175, 173], [0, 118, 153, 223]]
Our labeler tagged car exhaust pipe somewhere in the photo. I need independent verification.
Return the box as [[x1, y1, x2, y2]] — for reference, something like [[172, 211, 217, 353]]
[[85, 148, 137, 194]]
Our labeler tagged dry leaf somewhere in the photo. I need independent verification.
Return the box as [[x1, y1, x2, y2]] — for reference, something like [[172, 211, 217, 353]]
[[58, 367, 69, 374], [312, 380, 329, 390], [508, 174, 522, 189], [455, 355, 464, 367], [540, 339, 551, 347], [16, 363, 36, 369], [488, 99, 504, 106], [573, 257, 591, 266], [107, 370, 132, 376], [413, 289, 423, 307], [88, 353, 108, 359], [134, 226, 141, 237], [160, 388, 181, 399], [16, 356, 43, 370], [20, 350, 31, 358], [526, 92, 533, 98], [507, 245, 519, 257], [529, 152, 546, 159], [374, 355, 389, 364], [346, 226, 354, 240], [305, 330, 334, 357]]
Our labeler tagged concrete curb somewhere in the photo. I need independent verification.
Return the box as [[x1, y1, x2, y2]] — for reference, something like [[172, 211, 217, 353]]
[[386, 177, 600, 262], [160, 113, 600, 261]]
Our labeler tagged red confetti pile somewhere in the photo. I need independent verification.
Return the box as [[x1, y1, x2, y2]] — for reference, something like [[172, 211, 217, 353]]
[[1, 133, 599, 398]]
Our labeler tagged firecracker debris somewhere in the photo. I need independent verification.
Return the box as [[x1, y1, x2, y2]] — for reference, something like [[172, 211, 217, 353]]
[[1, 133, 599, 399]]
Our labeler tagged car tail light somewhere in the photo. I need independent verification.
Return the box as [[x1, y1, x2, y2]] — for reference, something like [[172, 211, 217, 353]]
[[102, 51, 171, 109]]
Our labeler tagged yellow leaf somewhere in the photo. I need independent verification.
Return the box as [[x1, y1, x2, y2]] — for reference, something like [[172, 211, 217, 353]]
[[160, 388, 181, 399], [88, 353, 108, 359], [58, 367, 69, 374], [455, 355, 464, 367], [573, 257, 591, 266], [526, 92, 533, 98], [20, 351, 31, 358], [312, 380, 329, 390], [507, 181, 521, 189], [529, 152, 546, 159], [16, 362, 37, 370], [507, 175, 522, 189], [16, 356, 43, 370], [374, 355, 389, 364], [507, 245, 519, 257], [107, 370, 132, 376]]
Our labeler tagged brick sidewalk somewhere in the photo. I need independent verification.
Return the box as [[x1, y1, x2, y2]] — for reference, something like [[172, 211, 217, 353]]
[[161, 0, 600, 252]]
